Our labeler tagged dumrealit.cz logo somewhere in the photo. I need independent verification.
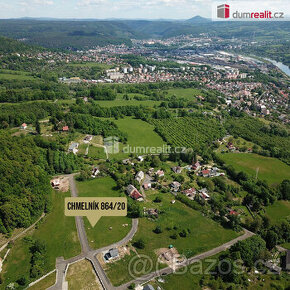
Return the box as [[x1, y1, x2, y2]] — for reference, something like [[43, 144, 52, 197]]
[[213, 1, 288, 21], [217, 4, 230, 19]]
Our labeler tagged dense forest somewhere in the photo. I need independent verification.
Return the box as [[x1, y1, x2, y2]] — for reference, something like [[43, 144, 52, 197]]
[[0, 132, 51, 234]]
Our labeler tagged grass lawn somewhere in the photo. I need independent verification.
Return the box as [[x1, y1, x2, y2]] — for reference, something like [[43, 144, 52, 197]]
[[66, 259, 100, 290], [76, 177, 132, 249], [1, 238, 32, 288], [219, 153, 290, 185], [33, 191, 81, 268], [96, 99, 160, 108], [88, 145, 107, 159], [265, 200, 290, 224], [28, 271, 56, 290], [77, 143, 88, 155], [281, 242, 290, 249], [105, 193, 239, 286], [166, 88, 203, 100], [108, 117, 166, 160], [0, 69, 35, 81], [2, 191, 81, 287]]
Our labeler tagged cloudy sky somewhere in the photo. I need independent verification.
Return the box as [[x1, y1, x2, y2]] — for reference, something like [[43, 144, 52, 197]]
[[0, 0, 289, 20]]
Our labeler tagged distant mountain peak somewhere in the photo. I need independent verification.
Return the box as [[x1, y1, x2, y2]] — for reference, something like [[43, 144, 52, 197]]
[[186, 15, 210, 23]]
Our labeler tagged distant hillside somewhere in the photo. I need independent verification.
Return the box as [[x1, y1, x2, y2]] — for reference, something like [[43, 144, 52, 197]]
[[0, 19, 289, 50], [186, 16, 210, 23], [0, 36, 37, 53]]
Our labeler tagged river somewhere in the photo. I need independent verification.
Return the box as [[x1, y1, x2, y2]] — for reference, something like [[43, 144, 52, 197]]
[[264, 58, 290, 77]]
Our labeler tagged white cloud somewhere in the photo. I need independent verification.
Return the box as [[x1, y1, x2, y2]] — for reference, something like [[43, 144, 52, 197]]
[[77, 0, 106, 7], [19, 0, 54, 6]]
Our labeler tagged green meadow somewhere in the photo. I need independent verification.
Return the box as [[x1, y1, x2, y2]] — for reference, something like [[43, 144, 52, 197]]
[[76, 177, 132, 249], [2, 191, 80, 287], [96, 93, 160, 107], [0, 69, 35, 80], [102, 117, 166, 160], [165, 88, 204, 100], [265, 200, 290, 224], [106, 193, 239, 286], [219, 153, 290, 185]]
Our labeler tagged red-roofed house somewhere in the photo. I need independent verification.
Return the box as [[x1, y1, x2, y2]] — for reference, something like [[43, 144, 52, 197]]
[[126, 185, 143, 201], [202, 169, 210, 177], [62, 126, 69, 132], [229, 210, 239, 216], [21, 123, 27, 129]]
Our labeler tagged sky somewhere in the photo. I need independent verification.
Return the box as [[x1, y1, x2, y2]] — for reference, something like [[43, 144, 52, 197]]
[[0, 0, 289, 20]]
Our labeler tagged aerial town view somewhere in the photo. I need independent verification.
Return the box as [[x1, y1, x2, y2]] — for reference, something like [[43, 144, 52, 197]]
[[0, 0, 289, 289]]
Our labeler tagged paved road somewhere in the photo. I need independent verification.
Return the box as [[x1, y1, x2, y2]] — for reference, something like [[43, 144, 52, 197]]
[[48, 174, 138, 290], [116, 228, 255, 290], [47, 174, 254, 290]]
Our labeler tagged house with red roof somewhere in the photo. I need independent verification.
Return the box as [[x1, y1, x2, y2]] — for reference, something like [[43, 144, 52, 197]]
[[202, 169, 210, 177], [21, 123, 27, 130], [126, 185, 143, 201], [62, 126, 69, 132]]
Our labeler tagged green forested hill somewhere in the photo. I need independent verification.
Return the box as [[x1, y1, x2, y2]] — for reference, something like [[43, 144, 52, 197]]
[[0, 36, 37, 53], [0, 19, 289, 49], [0, 132, 51, 233]]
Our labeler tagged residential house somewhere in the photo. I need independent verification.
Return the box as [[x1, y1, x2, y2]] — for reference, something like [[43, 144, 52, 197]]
[[62, 126, 69, 132], [183, 188, 196, 199], [192, 161, 201, 171], [171, 181, 181, 192], [146, 208, 158, 218], [51, 179, 60, 189], [104, 248, 119, 261], [172, 166, 182, 174], [199, 188, 210, 200], [229, 210, 239, 216], [68, 142, 79, 154], [84, 135, 93, 143], [126, 185, 143, 201], [91, 167, 100, 178], [138, 156, 144, 162], [202, 169, 210, 177], [135, 171, 145, 183], [143, 183, 152, 190], [155, 170, 165, 178], [20, 123, 27, 130], [122, 159, 134, 166], [148, 168, 155, 176], [143, 285, 155, 290]]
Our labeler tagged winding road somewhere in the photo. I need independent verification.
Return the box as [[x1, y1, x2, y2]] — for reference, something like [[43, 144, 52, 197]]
[[48, 174, 138, 290], [47, 174, 254, 290]]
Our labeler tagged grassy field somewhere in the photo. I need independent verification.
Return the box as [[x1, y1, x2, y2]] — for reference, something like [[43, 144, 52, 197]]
[[109, 117, 166, 159], [219, 153, 290, 185], [96, 98, 160, 108], [76, 177, 132, 249], [106, 193, 239, 286], [165, 88, 204, 100], [0, 69, 35, 81], [265, 200, 290, 224], [66, 259, 100, 290], [29, 271, 56, 290], [88, 145, 107, 159], [1, 191, 81, 287]]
